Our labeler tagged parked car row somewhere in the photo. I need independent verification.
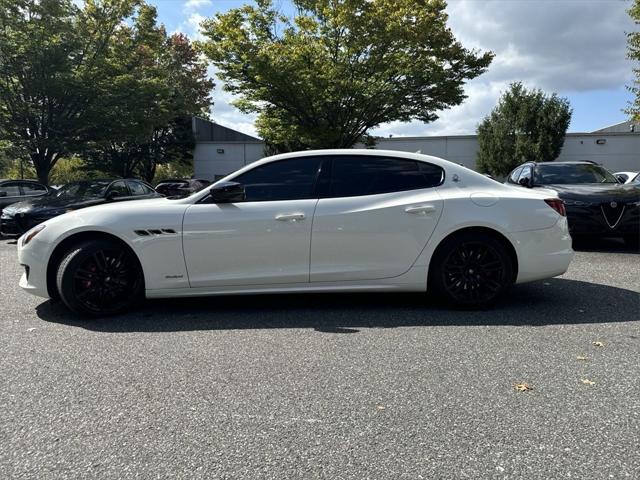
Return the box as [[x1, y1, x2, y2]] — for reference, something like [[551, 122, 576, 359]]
[[0, 177, 210, 237]]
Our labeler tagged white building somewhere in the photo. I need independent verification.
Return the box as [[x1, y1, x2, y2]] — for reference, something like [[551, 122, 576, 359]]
[[193, 118, 640, 180]]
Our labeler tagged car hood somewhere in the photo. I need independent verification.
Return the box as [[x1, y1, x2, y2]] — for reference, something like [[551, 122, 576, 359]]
[[3, 195, 106, 216], [541, 183, 640, 202]]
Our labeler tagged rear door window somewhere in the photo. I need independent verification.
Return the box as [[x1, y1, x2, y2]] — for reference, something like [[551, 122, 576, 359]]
[[127, 180, 154, 196], [328, 156, 443, 198], [21, 183, 47, 196], [107, 181, 129, 198]]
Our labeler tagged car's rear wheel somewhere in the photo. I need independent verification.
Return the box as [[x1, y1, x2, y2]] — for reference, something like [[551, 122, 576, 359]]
[[56, 240, 143, 316], [429, 232, 514, 308]]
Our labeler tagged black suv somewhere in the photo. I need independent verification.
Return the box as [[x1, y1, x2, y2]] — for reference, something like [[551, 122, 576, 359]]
[[506, 161, 640, 248]]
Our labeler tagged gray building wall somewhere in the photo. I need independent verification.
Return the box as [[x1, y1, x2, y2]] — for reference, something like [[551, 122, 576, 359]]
[[192, 119, 640, 180], [192, 118, 264, 180], [193, 142, 264, 180], [371, 132, 640, 173], [557, 133, 639, 171]]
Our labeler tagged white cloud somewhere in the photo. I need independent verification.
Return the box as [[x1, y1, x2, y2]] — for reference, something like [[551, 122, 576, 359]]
[[184, 0, 212, 12], [172, 0, 212, 41], [195, 0, 636, 138], [380, 0, 635, 136]]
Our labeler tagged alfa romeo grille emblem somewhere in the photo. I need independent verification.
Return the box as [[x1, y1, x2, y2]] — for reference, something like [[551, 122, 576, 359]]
[[610, 201, 617, 209]]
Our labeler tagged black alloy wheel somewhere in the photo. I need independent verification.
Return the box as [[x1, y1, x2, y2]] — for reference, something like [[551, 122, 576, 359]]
[[430, 232, 514, 308], [56, 240, 143, 316]]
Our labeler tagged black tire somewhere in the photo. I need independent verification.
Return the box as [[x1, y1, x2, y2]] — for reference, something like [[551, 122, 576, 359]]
[[623, 235, 640, 251], [56, 240, 143, 316], [429, 231, 514, 309]]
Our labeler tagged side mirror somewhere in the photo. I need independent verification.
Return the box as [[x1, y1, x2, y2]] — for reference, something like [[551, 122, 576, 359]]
[[209, 181, 246, 203], [0, 191, 6, 197], [518, 177, 532, 188], [615, 174, 626, 183]]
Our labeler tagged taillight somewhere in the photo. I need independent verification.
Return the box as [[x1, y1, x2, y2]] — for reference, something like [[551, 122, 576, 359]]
[[544, 198, 566, 217]]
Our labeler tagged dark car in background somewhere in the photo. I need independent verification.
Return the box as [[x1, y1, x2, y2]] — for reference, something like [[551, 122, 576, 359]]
[[0, 179, 50, 213], [0, 178, 160, 237], [155, 178, 210, 198], [506, 161, 640, 248]]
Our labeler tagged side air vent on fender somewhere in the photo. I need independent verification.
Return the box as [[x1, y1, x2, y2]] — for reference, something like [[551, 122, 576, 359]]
[[134, 229, 177, 236]]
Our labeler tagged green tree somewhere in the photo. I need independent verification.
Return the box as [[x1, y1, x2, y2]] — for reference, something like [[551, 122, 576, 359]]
[[626, 0, 640, 120], [476, 83, 572, 177], [200, 0, 493, 151], [86, 15, 214, 181], [0, 0, 139, 185]]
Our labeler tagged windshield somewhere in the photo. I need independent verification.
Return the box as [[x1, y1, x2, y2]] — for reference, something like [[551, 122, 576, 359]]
[[534, 164, 619, 185], [55, 181, 111, 199]]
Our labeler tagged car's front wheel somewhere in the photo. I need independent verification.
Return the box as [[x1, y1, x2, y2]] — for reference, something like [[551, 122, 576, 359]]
[[56, 240, 143, 316], [429, 232, 514, 308]]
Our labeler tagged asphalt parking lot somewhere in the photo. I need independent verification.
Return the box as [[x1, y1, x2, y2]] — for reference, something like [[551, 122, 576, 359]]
[[0, 238, 638, 479]]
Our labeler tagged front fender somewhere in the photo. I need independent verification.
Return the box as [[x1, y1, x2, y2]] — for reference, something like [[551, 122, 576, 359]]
[[29, 205, 191, 292]]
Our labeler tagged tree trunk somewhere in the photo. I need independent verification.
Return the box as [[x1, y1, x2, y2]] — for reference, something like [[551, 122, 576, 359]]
[[31, 151, 51, 186]]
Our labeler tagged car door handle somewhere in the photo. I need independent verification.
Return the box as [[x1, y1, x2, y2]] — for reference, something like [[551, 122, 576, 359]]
[[275, 213, 305, 222], [405, 205, 436, 215]]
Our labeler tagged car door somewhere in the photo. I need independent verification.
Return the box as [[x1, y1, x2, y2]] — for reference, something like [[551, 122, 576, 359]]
[[182, 156, 324, 288], [310, 155, 444, 282]]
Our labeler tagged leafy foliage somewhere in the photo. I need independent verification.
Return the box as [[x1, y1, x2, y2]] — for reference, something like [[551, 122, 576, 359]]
[[85, 13, 214, 181], [0, 0, 213, 185], [476, 83, 572, 177], [0, 0, 140, 184], [200, 0, 493, 151], [49, 157, 108, 185], [626, 0, 640, 120], [153, 161, 195, 184]]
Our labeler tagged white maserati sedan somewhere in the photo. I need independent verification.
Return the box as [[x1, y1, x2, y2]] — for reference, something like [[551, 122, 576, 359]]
[[17, 150, 574, 316]]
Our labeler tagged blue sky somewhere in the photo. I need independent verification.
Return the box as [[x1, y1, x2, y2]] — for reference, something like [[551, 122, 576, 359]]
[[149, 0, 636, 137]]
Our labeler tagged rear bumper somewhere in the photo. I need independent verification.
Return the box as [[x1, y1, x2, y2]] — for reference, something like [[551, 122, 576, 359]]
[[511, 217, 574, 284]]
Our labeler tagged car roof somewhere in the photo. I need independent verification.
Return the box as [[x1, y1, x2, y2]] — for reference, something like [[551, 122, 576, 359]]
[[236, 149, 456, 169], [156, 179, 190, 184], [528, 161, 599, 166], [0, 178, 45, 184]]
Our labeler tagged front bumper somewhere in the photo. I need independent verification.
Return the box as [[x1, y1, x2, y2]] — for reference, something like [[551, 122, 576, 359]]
[[17, 237, 51, 299], [565, 203, 640, 237], [0, 213, 39, 237]]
